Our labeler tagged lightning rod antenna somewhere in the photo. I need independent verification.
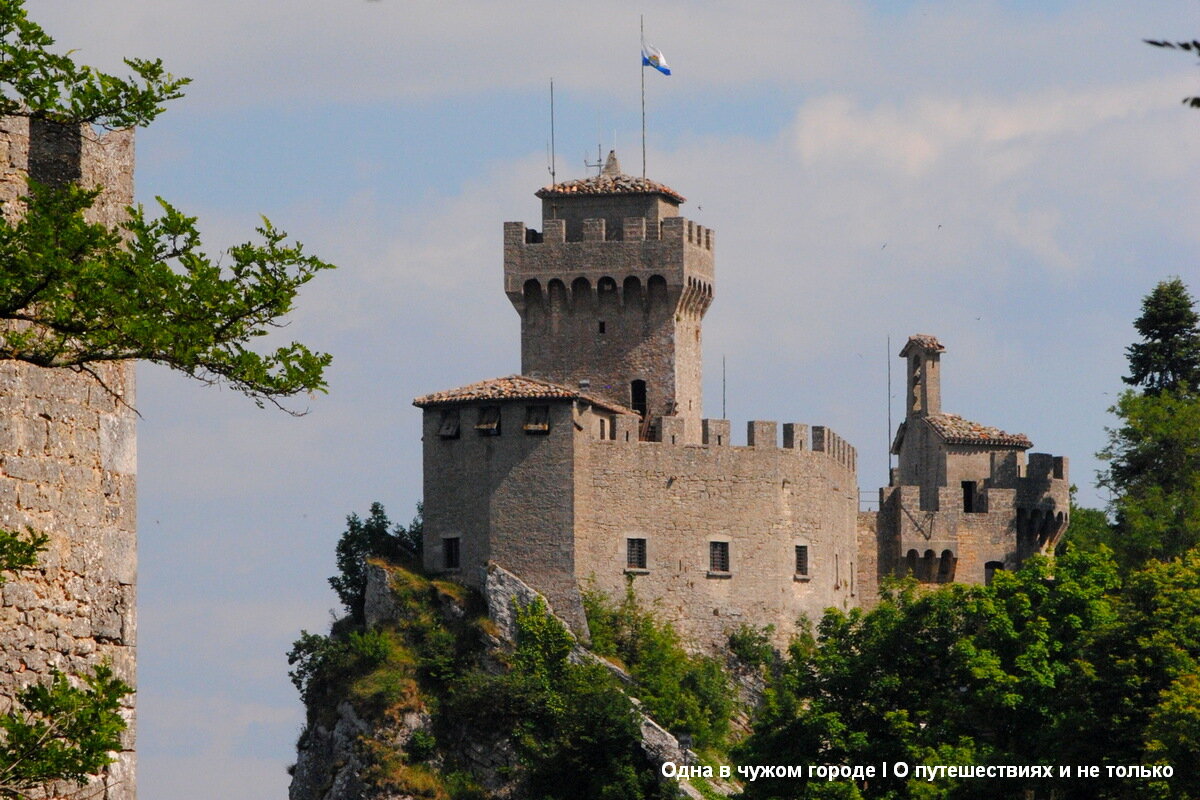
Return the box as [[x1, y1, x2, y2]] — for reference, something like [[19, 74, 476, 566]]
[[887, 335, 893, 471], [548, 78, 557, 185]]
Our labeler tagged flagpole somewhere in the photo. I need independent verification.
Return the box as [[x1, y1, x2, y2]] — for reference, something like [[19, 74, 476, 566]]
[[641, 14, 646, 179]]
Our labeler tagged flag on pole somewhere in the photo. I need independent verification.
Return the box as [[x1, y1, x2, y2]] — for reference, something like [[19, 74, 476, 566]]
[[641, 40, 671, 75]]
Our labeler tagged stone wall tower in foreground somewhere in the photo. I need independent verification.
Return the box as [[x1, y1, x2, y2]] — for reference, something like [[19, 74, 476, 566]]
[[0, 118, 137, 800]]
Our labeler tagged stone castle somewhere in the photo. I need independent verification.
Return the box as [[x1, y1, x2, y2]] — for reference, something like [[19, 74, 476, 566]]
[[0, 119, 138, 798], [415, 152, 1070, 647]]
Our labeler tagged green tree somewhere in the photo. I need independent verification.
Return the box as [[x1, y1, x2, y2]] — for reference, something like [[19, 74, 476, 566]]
[[329, 502, 415, 624], [0, 0, 333, 410], [582, 584, 732, 750], [1059, 487, 1114, 556], [737, 551, 1120, 800], [1099, 390, 1200, 567], [1098, 280, 1200, 569], [1123, 278, 1200, 394], [445, 598, 672, 800]]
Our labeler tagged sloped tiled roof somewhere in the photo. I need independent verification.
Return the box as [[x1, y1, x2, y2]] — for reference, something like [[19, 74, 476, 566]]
[[413, 375, 637, 415], [536, 174, 686, 203], [535, 151, 685, 204], [924, 412, 1031, 448], [899, 334, 945, 356]]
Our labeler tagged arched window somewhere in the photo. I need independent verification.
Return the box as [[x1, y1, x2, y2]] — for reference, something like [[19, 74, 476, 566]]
[[630, 380, 647, 417], [936, 549, 956, 583], [921, 549, 936, 582]]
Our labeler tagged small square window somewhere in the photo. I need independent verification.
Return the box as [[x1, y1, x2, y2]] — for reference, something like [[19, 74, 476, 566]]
[[438, 408, 460, 439], [795, 545, 809, 577], [443, 537, 460, 570], [627, 538, 647, 570], [523, 405, 550, 433], [475, 405, 501, 435], [709, 541, 730, 573]]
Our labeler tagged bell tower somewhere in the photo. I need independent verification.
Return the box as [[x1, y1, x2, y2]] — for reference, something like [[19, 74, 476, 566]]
[[503, 152, 714, 442], [901, 334, 943, 418]]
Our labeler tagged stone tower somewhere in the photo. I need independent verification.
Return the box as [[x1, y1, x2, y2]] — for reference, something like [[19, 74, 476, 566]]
[[503, 151, 714, 443], [873, 334, 1069, 587], [0, 118, 137, 799]]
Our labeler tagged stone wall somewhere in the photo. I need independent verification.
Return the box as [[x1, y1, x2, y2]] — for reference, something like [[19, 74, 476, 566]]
[[578, 417, 859, 650], [421, 399, 588, 632], [877, 450, 1070, 585], [0, 118, 137, 799], [504, 215, 714, 443], [538, 192, 680, 242]]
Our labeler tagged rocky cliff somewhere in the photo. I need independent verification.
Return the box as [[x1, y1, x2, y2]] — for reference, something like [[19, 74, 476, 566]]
[[288, 561, 733, 800]]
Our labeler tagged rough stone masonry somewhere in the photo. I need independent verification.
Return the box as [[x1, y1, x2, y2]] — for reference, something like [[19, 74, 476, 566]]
[[0, 117, 137, 800]]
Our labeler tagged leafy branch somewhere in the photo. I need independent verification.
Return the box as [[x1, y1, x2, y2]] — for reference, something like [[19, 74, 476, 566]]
[[0, 667, 131, 800], [0, 0, 187, 129], [0, 528, 45, 584], [1145, 39, 1200, 108], [0, 182, 334, 412]]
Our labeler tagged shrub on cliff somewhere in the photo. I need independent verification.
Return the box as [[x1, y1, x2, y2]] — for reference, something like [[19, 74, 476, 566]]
[[583, 583, 733, 751]]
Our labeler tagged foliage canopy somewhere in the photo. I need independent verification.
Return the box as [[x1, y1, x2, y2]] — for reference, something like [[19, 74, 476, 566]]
[[735, 549, 1200, 799], [1123, 277, 1200, 394], [1097, 279, 1200, 568], [0, 0, 332, 410]]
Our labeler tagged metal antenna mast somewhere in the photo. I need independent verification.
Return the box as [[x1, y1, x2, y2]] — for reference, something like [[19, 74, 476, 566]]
[[548, 78, 556, 185], [887, 335, 893, 470], [584, 144, 603, 175]]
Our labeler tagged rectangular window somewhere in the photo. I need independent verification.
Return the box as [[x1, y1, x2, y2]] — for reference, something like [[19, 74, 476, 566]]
[[523, 405, 550, 434], [709, 541, 730, 573], [438, 408, 460, 439], [475, 405, 501, 435], [795, 545, 809, 577], [598, 320, 606, 334], [962, 481, 977, 512], [626, 538, 647, 570], [443, 537, 460, 570]]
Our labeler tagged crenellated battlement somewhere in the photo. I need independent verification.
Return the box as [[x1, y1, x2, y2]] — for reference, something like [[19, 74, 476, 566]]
[[503, 216, 715, 318], [506, 216, 714, 250], [505, 217, 713, 278], [505, 211, 714, 441], [592, 413, 857, 472]]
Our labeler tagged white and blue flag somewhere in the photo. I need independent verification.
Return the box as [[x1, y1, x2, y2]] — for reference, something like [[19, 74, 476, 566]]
[[641, 41, 671, 75]]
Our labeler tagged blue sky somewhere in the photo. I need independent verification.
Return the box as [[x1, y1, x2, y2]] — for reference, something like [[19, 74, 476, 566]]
[[27, 0, 1200, 796]]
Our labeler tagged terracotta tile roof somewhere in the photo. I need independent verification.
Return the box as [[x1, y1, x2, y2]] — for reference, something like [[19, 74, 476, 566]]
[[899, 334, 945, 356], [536, 150, 684, 204], [924, 413, 1031, 448], [413, 375, 637, 415], [535, 152, 685, 205]]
